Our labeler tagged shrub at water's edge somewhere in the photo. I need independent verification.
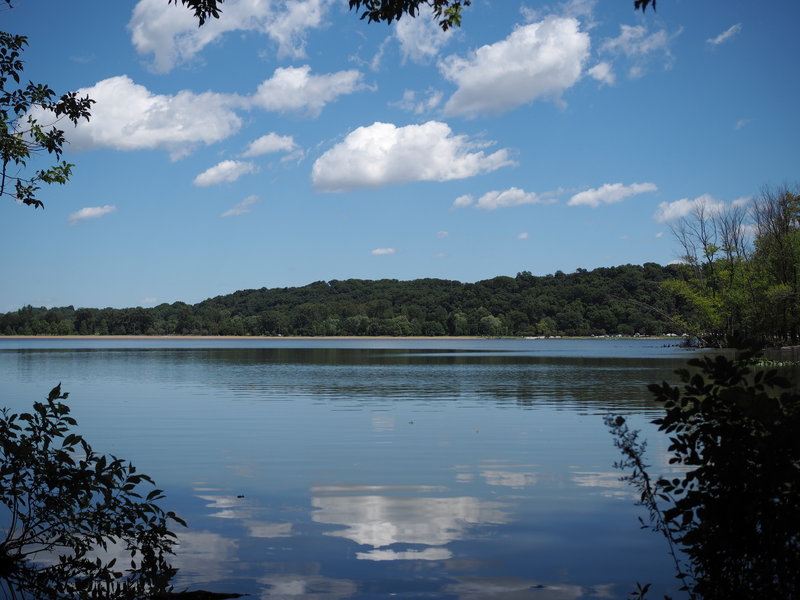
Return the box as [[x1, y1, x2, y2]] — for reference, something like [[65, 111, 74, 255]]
[[608, 350, 800, 599], [0, 384, 185, 599]]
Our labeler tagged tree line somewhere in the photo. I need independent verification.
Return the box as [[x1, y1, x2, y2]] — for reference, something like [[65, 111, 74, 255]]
[[665, 184, 799, 347], [4, 178, 797, 344], [0, 263, 691, 338]]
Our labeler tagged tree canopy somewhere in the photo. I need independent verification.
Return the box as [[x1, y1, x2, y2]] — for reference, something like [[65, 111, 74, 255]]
[[665, 184, 800, 346], [0, 264, 691, 338], [350, 0, 655, 30], [0, 33, 93, 208]]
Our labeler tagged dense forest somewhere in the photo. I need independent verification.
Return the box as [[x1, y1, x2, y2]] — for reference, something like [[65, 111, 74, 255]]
[[0, 263, 691, 338], [3, 185, 796, 343]]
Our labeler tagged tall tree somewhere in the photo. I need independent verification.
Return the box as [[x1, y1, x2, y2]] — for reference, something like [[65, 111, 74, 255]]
[[751, 185, 800, 342]]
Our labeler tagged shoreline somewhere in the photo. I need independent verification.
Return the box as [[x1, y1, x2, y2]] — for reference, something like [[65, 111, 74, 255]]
[[0, 334, 676, 341]]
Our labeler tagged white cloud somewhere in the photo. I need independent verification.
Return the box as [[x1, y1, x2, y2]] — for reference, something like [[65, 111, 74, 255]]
[[311, 121, 514, 193], [568, 182, 657, 207], [252, 65, 366, 117], [391, 88, 444, 115], [440, 17, 589, 117], [128, 0, 331, 73], [735, 118, 751, 130], [38, 76, 242, 160], [517, 232, 529, 240], [452, 194, 474, 209], [437, 230, 449, 238], [395, 8, 454, 64], [655, 231, 664, 238], [474, 187, 546, 211], [707, 23, 742, 46], [602, 24, 669, 57], [601, 24, 676, 77], [221, 194, 259, 217], [264, 0, 329, 58], [653, 193, 726, 223], [68, 205, 117, 225], [194, 160, 257, 187], [241, 133, 297, 157], [371, 248, 396, 256], [587, 61, 615, 86]]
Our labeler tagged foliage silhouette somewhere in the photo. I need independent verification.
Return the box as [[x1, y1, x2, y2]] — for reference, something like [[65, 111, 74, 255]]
[[348, 0, 656, 30], [607, 349, 800, 599], [0, 384, 186, 599], [0, 33, 93, 209]]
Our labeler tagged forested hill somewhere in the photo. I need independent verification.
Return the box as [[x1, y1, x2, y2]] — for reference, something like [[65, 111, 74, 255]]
[[1, 263, 691, 337]]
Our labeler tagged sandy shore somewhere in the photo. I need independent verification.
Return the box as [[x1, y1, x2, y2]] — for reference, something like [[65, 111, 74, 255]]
[[0, 335, 677, 341], [0, 335, 487, 340]]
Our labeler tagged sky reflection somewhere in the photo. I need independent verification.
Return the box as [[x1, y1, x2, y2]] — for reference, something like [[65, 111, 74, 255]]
[[312, 487, 510, 555]]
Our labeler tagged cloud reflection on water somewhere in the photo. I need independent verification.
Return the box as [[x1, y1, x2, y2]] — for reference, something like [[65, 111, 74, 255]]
[[172, 530, 239, 586], [257, 573, 358, 600], [311, 484, 510, 560]]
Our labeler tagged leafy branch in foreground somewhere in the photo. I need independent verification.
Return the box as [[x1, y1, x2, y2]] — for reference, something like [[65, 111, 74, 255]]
[[349, 0, 655, 31], [607, 350, 800, 599], [0, 33, 93, 209], [0, 384, 185, 599]]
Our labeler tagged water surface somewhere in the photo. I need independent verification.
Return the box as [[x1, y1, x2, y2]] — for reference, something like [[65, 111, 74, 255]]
[[0, 338, 699, 599]]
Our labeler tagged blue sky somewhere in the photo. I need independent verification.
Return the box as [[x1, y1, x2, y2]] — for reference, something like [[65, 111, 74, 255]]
[[1, 0, 798, 311]]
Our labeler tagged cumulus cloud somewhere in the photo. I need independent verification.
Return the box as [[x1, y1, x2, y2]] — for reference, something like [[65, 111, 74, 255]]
[[35, 76, 242, 160], [653, 193, 726, 223], [194, 160, 257, 187], [587, 61, 615, 86], [129, 0, 331, 73], [452, 194, 474, 209], [395, 8, 454, 64], [252, 65, 366, 117], [517, 232, 529, 240], [474, 187, 544, 210], [221, 194, 259, 217], [707, 23, 742, 46], [371, 248, 396, 255], [568, 182, 657, 207], [391, 88, 444, 114], [241, 133, 297, 157], [440, 17, 589, 117], [601, 24, 676, 77], [68, 205, 117, 225], [311, 121, 514, 193], [265, 0, 329, 58]]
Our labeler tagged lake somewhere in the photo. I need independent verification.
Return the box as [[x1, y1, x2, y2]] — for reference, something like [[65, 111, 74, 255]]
[[0, 338, 701, 599]]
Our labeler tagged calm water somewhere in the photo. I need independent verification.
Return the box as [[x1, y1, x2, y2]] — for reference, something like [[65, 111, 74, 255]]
[[0, 338, 701, 599]]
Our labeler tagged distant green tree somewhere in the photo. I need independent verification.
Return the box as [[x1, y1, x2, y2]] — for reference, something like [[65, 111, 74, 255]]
[[478, 315, 503, 337], [751, 185, 800, 342]]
